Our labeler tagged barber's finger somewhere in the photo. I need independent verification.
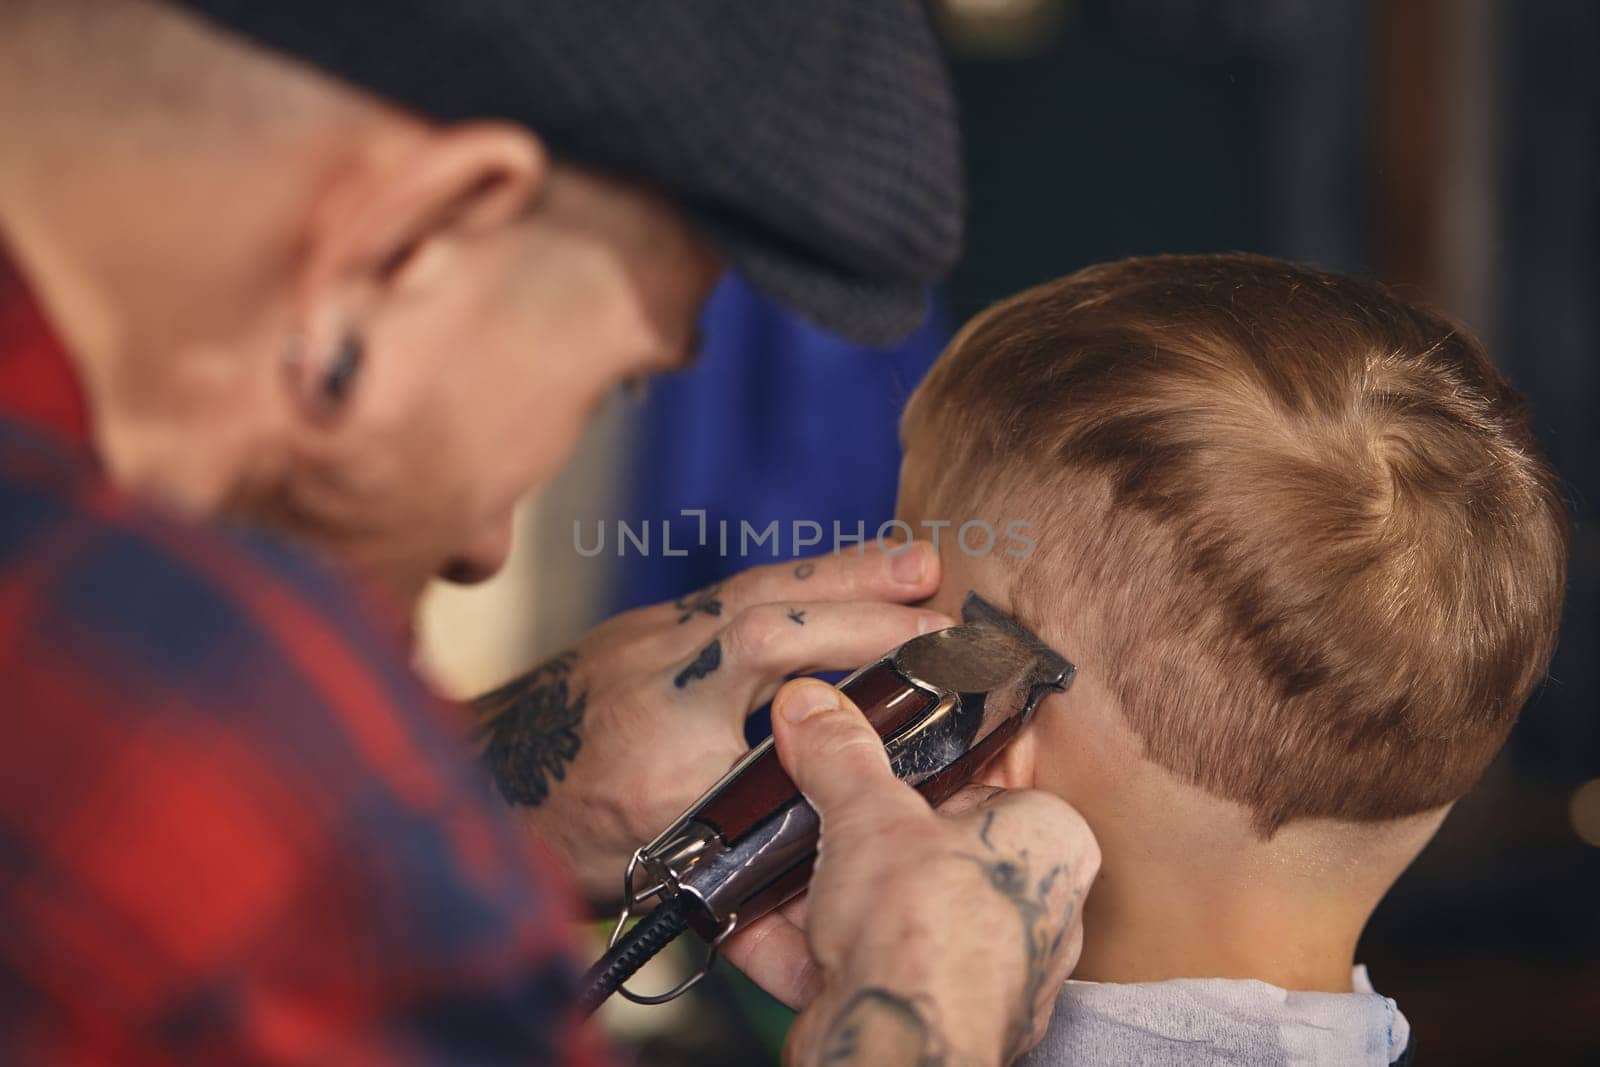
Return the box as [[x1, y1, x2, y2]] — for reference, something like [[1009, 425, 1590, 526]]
[[933, 782, 1007, 818], [770, 679, 924, 822], [775, 890, 809, 929], [673, 601, 953, 703], [977, 789, 1104, 890], [720, 912, 822, 1010], [712, 542, 941, 619], [662, 602, 951, 713]]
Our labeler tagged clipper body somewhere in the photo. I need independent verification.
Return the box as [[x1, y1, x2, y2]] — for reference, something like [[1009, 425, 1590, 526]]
[[608, 593, 1074, 1003]]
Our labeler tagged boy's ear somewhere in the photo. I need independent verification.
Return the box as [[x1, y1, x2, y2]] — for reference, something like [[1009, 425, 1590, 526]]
[[976, 724, 1040, 790], [288, 122, 548, 410]]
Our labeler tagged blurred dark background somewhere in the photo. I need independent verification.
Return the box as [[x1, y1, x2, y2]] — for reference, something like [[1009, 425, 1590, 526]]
[[595, 0, 1599, 1061]]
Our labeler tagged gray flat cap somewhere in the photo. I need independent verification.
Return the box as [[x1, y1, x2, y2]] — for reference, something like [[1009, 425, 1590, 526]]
[[167, 1, 964, 344]]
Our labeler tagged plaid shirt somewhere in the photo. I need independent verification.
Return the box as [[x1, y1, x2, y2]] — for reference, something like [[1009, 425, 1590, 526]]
[[0, 246, 604, 1065]]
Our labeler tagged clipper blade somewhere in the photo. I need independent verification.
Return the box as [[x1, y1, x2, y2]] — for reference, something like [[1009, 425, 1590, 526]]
[[960, 591, 1074, 691], [892, 591, 1074, 708]]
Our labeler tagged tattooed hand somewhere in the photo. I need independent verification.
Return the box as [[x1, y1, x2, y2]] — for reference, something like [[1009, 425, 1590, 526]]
[[722, 679, 1100, 1067], [471, 543, 950, 900]]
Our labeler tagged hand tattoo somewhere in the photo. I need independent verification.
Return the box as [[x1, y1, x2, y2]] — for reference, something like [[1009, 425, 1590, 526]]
[[674, 582, 724, 623], [795, 561, 816, 580], [789, 608, 807, 625], [472, 651, 586, 807], [960, 820, 1082, 1059], [674, 639, 723, 689], [821, 989, 951, 1066]]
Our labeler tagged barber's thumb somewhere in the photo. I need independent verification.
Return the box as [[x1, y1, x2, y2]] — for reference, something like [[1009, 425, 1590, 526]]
[[771, 678, 907, 818]]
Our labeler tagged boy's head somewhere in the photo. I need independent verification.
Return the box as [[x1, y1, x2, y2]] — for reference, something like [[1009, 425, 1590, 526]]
[[900, 254, 1566, 845]]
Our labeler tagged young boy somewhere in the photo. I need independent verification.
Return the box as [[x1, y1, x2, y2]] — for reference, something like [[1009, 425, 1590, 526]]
[[897, 254, 1567, 1064]]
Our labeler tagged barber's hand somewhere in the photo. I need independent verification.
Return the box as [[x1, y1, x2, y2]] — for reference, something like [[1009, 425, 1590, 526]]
[[470, 544, 948, 900], [724, 679, 1100, 1067]]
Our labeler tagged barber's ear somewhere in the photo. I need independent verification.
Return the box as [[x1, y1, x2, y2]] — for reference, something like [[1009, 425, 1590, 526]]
[[288, 122, 548, 413], [976, 724, 1040, 790]]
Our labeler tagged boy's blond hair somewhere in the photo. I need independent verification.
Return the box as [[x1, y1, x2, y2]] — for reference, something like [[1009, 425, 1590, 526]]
[[906, 254, 1567, 833]]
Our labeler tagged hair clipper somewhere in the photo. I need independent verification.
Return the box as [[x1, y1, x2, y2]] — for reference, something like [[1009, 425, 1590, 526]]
[[580, 591, 1074, 1013]]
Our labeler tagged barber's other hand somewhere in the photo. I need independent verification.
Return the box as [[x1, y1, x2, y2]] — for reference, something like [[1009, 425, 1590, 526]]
[[729, 678, 1100, 1067], [470, 543, 947, 900]]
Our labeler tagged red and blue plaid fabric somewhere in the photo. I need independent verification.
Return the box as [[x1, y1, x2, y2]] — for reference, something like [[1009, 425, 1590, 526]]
[[0, 246, 604, 1065]]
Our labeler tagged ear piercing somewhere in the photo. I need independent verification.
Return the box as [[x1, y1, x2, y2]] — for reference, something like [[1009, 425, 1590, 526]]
[[321, 334, 363, 408]]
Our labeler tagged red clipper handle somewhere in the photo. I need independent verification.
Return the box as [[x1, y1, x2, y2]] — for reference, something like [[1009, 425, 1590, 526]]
[[695, 663, 937, 840]]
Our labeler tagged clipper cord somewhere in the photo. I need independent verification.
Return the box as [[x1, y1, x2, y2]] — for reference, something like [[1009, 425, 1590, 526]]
[[577, 893, 696, 1016]]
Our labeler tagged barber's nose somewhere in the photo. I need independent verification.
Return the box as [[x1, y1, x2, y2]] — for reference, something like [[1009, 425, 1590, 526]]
[[438, 517, 516, 585]]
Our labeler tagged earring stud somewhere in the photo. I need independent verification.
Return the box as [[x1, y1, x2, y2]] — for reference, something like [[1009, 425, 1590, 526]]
[[322, 334, 363, 407]]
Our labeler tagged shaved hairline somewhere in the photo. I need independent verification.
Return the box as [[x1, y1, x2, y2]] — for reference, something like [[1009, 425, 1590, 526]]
[[0, 0, 383, 148]]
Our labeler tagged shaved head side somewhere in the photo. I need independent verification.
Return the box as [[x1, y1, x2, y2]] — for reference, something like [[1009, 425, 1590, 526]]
[[0, 0, 376, 150], [905, 254, 1568, 835]]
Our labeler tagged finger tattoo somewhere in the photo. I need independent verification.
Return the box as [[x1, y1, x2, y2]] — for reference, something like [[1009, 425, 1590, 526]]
[[960, 823, 1080, 1060], [820, 988, 951, 1066], [674, 639, 723, 688], [788, 608, 807, 625], [674, 582, 724, 624], [794, 561, 816, 580]]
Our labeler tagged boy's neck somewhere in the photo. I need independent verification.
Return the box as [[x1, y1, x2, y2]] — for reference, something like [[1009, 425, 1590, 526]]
[[1041, 752, 1447, 994], [1071, 851, 1368, 992]]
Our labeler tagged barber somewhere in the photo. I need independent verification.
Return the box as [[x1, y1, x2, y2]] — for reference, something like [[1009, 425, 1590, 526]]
[[0, 2, 1098, 1063]]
